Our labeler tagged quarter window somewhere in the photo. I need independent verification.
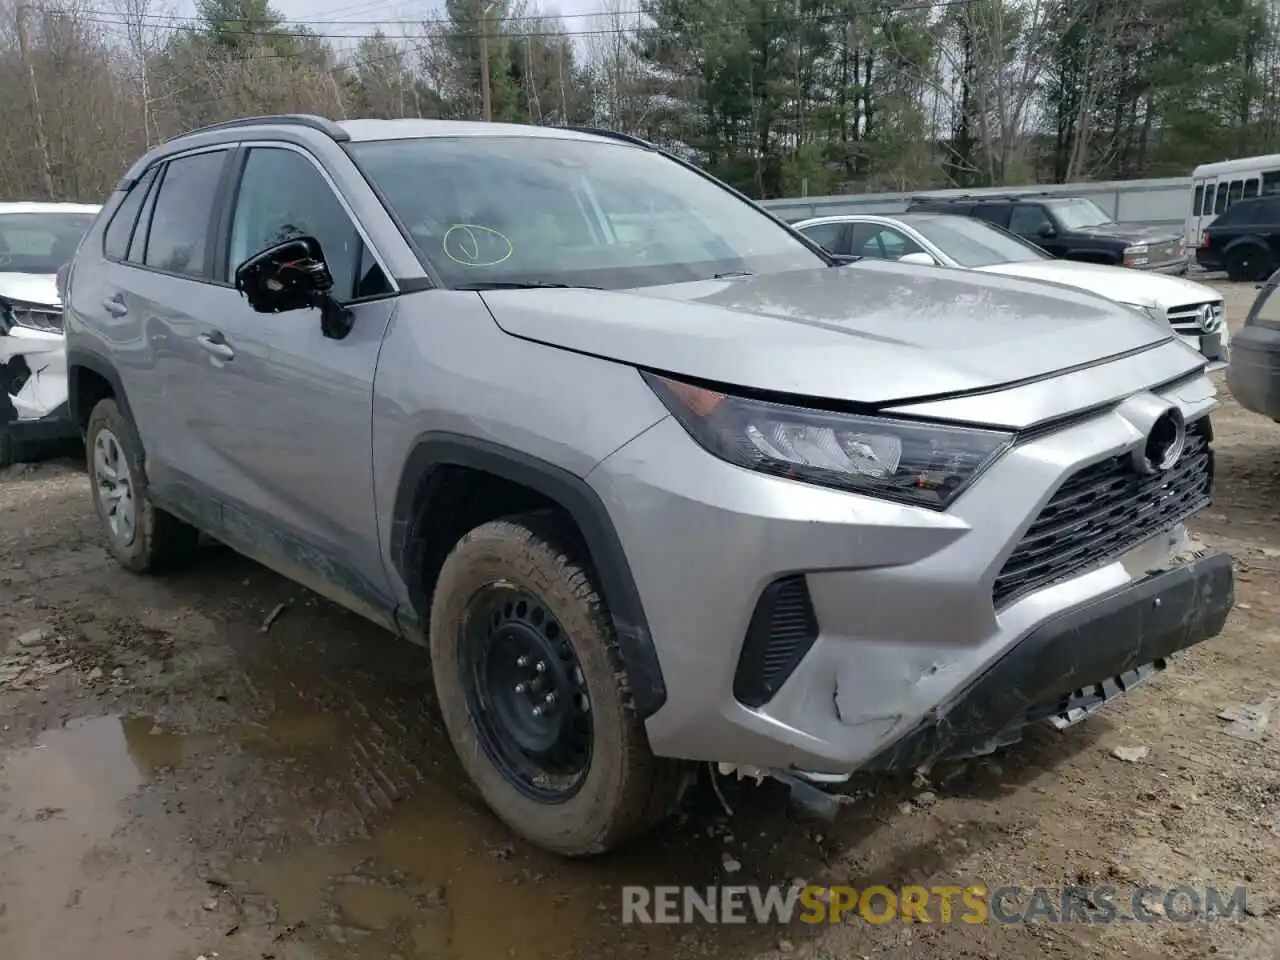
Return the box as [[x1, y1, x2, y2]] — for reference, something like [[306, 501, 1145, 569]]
[[143, 150, 229, 278], [103, 166, 158, 260]]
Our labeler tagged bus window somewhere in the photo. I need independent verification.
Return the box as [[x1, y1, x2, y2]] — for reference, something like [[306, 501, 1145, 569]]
[[1264, 171, 1280, 195], [1194, 184, 1204, 214], [1245, 178, 1260, 198], [1216, 182, 1230, 213], [1230, 180, 1244, 203], [1203, 186, 1217, 215]]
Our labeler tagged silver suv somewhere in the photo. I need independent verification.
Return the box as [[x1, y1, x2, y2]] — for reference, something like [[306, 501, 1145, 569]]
[[64, 116, 1234, 856]]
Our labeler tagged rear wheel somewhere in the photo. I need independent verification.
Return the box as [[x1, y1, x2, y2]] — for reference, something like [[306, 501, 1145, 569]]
[[429, 512, 683, 856], [86, 398, 199, 573], [1226, 245, 1271, 283]]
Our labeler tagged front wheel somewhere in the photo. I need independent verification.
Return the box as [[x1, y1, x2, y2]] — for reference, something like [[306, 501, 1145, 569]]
[[429, 512, 683, 856]]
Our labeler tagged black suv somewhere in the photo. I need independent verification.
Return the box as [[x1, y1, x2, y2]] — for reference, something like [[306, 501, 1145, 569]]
[[1196, 195, 1280, 282], [905, 193, 1188, 273]]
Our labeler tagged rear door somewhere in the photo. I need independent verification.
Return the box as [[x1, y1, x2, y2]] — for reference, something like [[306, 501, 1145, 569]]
[[70, 147, 235, 524]]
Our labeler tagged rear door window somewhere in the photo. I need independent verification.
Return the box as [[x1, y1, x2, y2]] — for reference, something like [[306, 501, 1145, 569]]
[[141, 150, 230, 279]]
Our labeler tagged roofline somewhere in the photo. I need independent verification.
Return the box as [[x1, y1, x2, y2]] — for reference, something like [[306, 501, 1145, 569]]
[[164, 113, 350, 144]]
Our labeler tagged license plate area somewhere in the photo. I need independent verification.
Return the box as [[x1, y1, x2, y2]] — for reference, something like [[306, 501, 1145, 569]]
[[1043, 659, 1167, 730]]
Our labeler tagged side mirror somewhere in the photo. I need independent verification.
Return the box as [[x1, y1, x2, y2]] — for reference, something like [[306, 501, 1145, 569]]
[[233, 236, 352, 339], [1037, 223, 1057, 239], [898, 252, 937, 266]]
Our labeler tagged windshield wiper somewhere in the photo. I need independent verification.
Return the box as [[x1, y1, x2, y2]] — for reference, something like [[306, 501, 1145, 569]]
[[828, 254, 863, 266], [710, 270, 754, 279], [454, 280, 603, 291]]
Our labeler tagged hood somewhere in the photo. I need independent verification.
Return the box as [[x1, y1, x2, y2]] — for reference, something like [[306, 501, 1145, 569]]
[[1071, 222, 1181, 245], [0, 272, 59, 307], [481, 259, 1174, 406], [972, 259, 1223, 310]]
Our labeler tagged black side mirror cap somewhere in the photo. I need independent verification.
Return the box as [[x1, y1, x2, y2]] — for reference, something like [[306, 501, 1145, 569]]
[[234, 236, 334, 314]]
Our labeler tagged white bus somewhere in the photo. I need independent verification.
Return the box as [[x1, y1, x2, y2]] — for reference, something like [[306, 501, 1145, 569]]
[[1187, 154, 1280, 249]]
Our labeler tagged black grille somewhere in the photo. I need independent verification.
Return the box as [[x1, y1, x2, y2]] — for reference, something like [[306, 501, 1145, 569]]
[[993, 418, 1213, 608], [733, 576, 819, 708]]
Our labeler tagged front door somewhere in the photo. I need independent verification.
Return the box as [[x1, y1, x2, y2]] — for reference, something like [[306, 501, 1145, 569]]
[[192, 144, 400, 622], [1008, 203, 1064, 256]]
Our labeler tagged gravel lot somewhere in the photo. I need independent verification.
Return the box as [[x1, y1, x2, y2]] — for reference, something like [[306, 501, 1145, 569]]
[[1, 280, 1278, 960]]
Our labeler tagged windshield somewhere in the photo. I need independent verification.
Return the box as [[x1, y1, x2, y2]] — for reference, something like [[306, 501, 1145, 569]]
[[1046, 198, 1113, 230], [346, 136, 827, 289], [0, 212, 95, 275], [909, 216, 1051, 267]]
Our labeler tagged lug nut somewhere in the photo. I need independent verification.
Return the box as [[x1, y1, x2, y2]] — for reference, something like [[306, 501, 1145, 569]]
[[536, 660, 547, 674], [543, 692, 557, 706], [516, 655, 529, 668], [515, 682, 527, 694], [532, 705, 544, 717]]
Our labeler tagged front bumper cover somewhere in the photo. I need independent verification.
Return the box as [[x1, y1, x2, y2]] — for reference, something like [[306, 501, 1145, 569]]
[[868, 550, 1235, 771]]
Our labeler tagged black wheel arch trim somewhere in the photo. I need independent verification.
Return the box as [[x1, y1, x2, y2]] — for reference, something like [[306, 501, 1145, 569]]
[[390, 432, 668, 719], [65, 346, 135, 431]]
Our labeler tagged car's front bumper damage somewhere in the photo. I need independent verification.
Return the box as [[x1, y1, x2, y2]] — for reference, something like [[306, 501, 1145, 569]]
[[867, 548, 1234, 772]]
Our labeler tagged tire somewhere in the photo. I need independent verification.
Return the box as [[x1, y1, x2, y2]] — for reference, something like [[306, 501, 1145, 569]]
[[0, 429, 11, 470], [429, 512, 683, 856], [86, 398, 199, 573], [1227, 245, 1271, 283]]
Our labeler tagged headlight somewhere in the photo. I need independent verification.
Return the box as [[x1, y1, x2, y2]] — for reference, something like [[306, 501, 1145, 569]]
[[643, 372, 1014, 510], [0, 298, 62, 334], [1123, 245, 1150, 267]]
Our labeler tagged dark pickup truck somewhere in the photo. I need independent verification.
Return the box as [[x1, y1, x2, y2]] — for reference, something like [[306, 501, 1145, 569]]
[[905, 193, 1188, 273]]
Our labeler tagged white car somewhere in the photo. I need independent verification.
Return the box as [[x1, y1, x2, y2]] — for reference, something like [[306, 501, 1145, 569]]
[[0, 201, 100, 466], [794, 212, 1229, 369]]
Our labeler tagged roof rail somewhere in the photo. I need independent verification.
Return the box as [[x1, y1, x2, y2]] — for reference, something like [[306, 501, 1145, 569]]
[[166, 114, 350, 144], [563, 126, 655, 149]]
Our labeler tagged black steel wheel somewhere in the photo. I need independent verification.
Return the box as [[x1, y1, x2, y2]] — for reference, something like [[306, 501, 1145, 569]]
[[461, 585, 593, 802], [428, 511, 686, 856]]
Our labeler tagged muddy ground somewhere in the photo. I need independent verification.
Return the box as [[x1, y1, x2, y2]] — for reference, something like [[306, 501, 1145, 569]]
[[2, 280, 1279, 960]]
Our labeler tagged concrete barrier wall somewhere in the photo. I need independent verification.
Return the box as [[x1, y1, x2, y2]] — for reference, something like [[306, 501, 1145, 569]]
[[758, 176, 1193, 230]]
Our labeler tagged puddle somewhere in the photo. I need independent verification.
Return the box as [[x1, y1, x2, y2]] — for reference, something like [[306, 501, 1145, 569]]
[[0, 715, 241, 959]]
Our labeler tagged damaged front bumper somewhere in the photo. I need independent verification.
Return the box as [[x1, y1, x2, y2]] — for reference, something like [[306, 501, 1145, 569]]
[[718, 549, 1234, 817], [1, 325, 75, 442], [867, 549, 1234, 770]]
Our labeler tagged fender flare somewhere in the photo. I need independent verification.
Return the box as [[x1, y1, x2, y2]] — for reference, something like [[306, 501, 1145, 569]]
[[390, 433, 667, 719], [65, 345, 135, 429], [1222, 235, 1270, 258]]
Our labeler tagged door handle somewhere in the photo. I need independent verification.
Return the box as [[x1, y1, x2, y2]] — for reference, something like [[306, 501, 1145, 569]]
[[197, 331, 235, 361], [102, 294, 128, 317]]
